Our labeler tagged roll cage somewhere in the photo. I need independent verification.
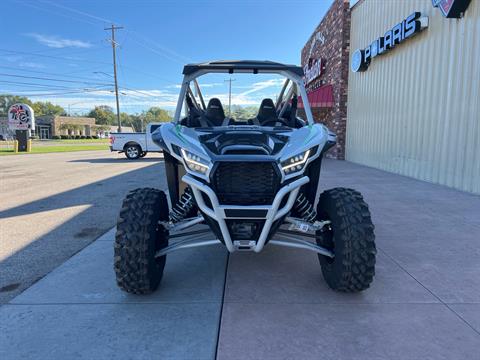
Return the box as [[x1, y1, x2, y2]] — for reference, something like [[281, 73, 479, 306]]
[[173, 60, 315, 126]]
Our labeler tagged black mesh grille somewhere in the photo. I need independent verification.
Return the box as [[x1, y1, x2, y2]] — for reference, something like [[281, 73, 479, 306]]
[[212, 162, 279, 205]]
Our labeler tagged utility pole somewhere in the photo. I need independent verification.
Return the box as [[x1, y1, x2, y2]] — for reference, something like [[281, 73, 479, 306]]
[[105, 24, 123, 132], [224, 78, 235, 117]]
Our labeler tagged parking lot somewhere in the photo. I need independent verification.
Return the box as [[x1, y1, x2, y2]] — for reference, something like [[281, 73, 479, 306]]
[[0, 150, 166, 303], [1, 155, 479, 359]]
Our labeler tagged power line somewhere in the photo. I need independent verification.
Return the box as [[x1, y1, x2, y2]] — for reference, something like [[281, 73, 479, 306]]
[[32, 1, 190, 69], [19, 1, 100, 27], [127, 32, 190, 65], [0, 80, 111, 91], [39, 0, 113, 24], [0, 65, 115, 83], [0, 48, 111, 65], [3, 87, 114, 97], [0, 73, 113, 86]]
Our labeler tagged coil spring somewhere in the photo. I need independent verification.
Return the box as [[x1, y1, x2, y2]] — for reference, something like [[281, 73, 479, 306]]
[[293, 192, 317, 223], [169, 188, 194, 223]]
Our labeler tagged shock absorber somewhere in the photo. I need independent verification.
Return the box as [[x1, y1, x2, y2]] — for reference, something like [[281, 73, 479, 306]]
[[169, 188, 195, 223], [293, 192, 317, 223]]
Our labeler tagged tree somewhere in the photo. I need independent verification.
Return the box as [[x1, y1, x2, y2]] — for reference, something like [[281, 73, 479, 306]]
[[87, 105, 116, 125], [230, 105, 258, 120], [0, 94, 33, 117], [32, 101, 66, 116], [125, 114, 143, 132], [142, 107, 171, 122]]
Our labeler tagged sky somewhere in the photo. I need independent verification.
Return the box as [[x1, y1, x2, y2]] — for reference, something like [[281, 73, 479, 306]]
[[2, 0, 331, 114]]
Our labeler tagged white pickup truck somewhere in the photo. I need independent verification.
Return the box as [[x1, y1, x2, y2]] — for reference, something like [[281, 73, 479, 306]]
[[109, 123, 163, 159]]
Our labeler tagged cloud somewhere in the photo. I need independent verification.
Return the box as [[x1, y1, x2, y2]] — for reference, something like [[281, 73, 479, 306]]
[[166, 82, 222, 90], [197, 82, 223, 88], [4, 55, 22, 62], [19, 62, 45, 69], [239, 78, 284, 96], [27, 33, 92, 48]]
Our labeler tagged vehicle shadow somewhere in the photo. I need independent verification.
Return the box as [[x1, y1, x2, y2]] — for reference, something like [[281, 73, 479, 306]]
[[69, 157, 163, 164], [0, 162, 168, 303]]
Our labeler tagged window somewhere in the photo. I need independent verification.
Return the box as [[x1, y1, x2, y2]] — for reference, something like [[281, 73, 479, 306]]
[[150, 124, 161, 133]]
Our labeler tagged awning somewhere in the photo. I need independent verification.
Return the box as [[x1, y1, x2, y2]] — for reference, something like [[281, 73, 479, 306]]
[[298, 84, 334, 109]]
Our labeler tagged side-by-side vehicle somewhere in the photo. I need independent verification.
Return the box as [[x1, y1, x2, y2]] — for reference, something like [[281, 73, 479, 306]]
[[114, 60, 376, 294]]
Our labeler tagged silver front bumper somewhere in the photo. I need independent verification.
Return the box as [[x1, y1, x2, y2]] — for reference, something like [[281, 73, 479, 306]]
[[182, 174, 309, 253]]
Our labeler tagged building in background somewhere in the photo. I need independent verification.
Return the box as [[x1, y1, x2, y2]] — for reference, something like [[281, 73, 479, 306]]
[[0, 117, 14, 140], [300, 0, 351, 159], [346, 0, 479, 193], [35, 116, 96, 139]]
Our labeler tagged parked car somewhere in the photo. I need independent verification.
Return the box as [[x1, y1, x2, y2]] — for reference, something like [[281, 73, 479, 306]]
[[109, 123, 163, 159], [114, 60, 376, 295]]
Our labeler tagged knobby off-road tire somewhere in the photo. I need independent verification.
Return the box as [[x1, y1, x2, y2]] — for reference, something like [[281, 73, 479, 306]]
[[114, 188, 169, 294], [316, 188, 376, 292]]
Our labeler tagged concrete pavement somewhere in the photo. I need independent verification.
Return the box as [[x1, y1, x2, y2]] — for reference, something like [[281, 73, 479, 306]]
[[0, 150, 166, 303], [1, 159, 479, 359]]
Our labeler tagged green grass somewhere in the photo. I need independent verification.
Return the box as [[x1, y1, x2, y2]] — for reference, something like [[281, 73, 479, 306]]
[[48, 139, 110, 143], [32, 139, 110, 144], [0, 144, 109, 155]]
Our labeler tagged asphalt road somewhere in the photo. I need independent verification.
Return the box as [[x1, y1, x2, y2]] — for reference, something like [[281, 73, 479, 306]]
[[0, 150, 166, 304]]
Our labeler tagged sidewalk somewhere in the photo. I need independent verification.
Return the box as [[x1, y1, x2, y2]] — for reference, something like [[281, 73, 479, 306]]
[[1, 159, 480, 359]]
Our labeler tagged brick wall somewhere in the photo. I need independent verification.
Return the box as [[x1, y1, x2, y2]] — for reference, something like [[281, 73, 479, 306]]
[[301, 0, 351, 159]]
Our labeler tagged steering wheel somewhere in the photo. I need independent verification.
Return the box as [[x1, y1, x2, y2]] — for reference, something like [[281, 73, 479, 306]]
[[261, 118, 290, 127]]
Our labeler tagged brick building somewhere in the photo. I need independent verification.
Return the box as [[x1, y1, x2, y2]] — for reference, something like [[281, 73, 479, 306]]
[[300, 0, 351, 159]]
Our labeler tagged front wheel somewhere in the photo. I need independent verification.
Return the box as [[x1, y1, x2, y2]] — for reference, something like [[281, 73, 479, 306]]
[[316, 187, 376, 292], [114, 188, 169, 294], [124, 144, 141, 160]]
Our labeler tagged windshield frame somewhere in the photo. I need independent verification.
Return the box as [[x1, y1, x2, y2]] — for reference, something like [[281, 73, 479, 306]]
[[173, 68, 314, 126]]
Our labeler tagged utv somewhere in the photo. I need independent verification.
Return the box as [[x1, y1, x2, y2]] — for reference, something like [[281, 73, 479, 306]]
[[114, 60, 376, 294]]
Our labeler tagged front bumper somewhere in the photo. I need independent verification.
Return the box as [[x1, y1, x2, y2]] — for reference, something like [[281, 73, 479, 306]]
[[182, 174, 309, 252]]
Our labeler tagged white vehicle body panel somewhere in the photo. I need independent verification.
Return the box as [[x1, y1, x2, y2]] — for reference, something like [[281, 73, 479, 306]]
[[110, 123, 163, 153]]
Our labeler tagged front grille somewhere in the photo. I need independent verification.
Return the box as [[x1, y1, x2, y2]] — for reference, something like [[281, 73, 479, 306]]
[[212, 162, 280, 205]]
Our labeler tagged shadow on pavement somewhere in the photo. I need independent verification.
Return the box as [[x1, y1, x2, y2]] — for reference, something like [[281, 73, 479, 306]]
[[0, 162, 167, 303], [69, 157, 164, 164]]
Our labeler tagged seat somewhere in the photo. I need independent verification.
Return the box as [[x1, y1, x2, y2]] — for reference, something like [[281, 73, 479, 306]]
[[278, 95, 303, 128], [255, 98, 278, 125], [202, 98, 226, 126]]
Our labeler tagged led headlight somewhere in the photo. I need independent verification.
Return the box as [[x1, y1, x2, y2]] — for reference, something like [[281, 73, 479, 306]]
[[180, 148, 210, 174], [281, 149, 311, 174]]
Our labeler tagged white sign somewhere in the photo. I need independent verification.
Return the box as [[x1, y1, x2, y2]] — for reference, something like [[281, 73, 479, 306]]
[[308, 31, 326, 58], [8, 103, 35, 131]]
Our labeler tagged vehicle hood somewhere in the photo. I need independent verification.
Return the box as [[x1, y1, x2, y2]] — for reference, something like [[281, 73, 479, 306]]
[[152, 122, 334, 182]]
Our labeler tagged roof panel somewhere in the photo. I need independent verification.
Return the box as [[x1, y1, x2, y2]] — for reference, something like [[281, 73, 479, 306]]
[[183, 60, 304, 77]]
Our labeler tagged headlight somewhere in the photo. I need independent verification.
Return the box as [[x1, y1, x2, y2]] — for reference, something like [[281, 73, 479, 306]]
[[180, 148, 210, 174], [281, 149, 311, 174]]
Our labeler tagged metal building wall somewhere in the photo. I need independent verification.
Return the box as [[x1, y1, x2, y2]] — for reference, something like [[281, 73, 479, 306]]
[[346, 0, 480, 194]]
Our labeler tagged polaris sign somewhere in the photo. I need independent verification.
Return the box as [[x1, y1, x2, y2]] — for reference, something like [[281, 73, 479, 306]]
[[351, 12, 429, 72]]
